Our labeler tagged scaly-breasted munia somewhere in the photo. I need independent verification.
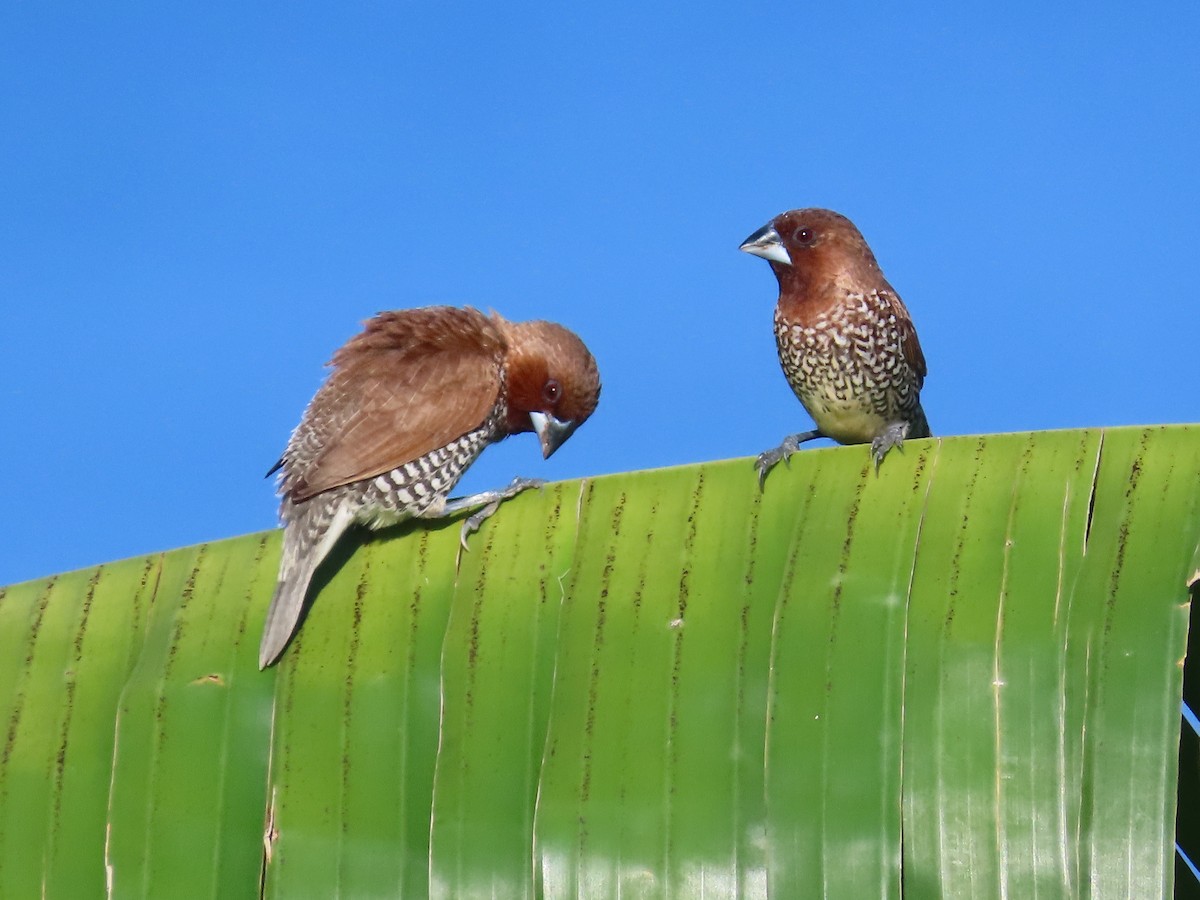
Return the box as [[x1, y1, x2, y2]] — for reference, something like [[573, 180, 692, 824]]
[[740, 208, 930, 483], [260, 305, 601, 668]]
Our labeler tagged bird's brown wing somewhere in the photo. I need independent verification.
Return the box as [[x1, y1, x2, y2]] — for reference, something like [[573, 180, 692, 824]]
[[288, 307, 505, 502], [885, 291, 927, 383]]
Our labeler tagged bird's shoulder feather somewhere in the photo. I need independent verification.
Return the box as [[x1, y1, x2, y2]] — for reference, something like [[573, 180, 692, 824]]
[[879, 289, 927, 382], [287, 307, 506, 501]]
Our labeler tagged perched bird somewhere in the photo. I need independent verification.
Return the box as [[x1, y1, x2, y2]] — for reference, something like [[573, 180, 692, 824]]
[[260, 305, 601, 668], [739, 208, 930, 484]]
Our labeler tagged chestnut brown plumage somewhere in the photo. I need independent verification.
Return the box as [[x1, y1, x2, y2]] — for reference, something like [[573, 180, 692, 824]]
[[740, 208, 930, 483], [260, 305, 600, 668]]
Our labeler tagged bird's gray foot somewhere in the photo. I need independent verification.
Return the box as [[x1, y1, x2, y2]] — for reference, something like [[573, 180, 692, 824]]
[[755, 430, 822, 489], [871, 422, 911, 472], [442, 476, 546, 550]]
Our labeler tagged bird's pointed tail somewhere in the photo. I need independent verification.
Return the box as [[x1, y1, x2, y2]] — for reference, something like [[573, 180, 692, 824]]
[[259, 500, 354, 669], [259, 567, 316, 669], [910, 405, 932, 440]]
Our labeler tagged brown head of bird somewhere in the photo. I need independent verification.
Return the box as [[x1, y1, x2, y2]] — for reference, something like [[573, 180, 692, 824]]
[[496, 317, 602, 459], [739, 208, 891, 322]]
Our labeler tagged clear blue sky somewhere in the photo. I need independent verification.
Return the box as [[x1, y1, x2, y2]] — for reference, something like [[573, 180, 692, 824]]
[[3, 4, 1197, 586]]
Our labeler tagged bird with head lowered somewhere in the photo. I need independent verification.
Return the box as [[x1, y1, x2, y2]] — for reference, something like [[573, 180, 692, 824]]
[[260, 305, 601, 669]]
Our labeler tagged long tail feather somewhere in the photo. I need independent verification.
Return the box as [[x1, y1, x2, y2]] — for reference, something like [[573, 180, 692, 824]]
[[910, 405, 932, 440], [259, 501, 354, 669], [259, 563, 318, 669]]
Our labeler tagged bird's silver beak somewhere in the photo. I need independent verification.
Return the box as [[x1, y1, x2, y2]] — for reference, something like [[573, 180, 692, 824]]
[[530, 411, 577, 459], [739, 224, 791, 266]]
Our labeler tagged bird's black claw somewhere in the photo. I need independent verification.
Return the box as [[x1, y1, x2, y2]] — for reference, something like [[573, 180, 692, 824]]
[[506, 476, 545, 495], [755, 434, 807, 489], [871, 422, 911, 473], [456, 477, 545, 551], [754, 450, 783, 489], [459, 501, 501, 551]]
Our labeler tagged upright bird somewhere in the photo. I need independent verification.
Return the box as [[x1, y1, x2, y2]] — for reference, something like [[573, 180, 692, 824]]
[[739, 208, 930, 484], [260, 305, 601, 668]]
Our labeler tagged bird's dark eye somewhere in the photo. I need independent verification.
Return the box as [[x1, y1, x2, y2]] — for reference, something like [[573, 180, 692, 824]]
[[543, 379, 561, 403], [794, 227, 815, 244]]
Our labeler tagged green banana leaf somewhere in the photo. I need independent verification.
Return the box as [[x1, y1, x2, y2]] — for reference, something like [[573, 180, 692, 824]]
[[1, 426, 1197, 898]]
